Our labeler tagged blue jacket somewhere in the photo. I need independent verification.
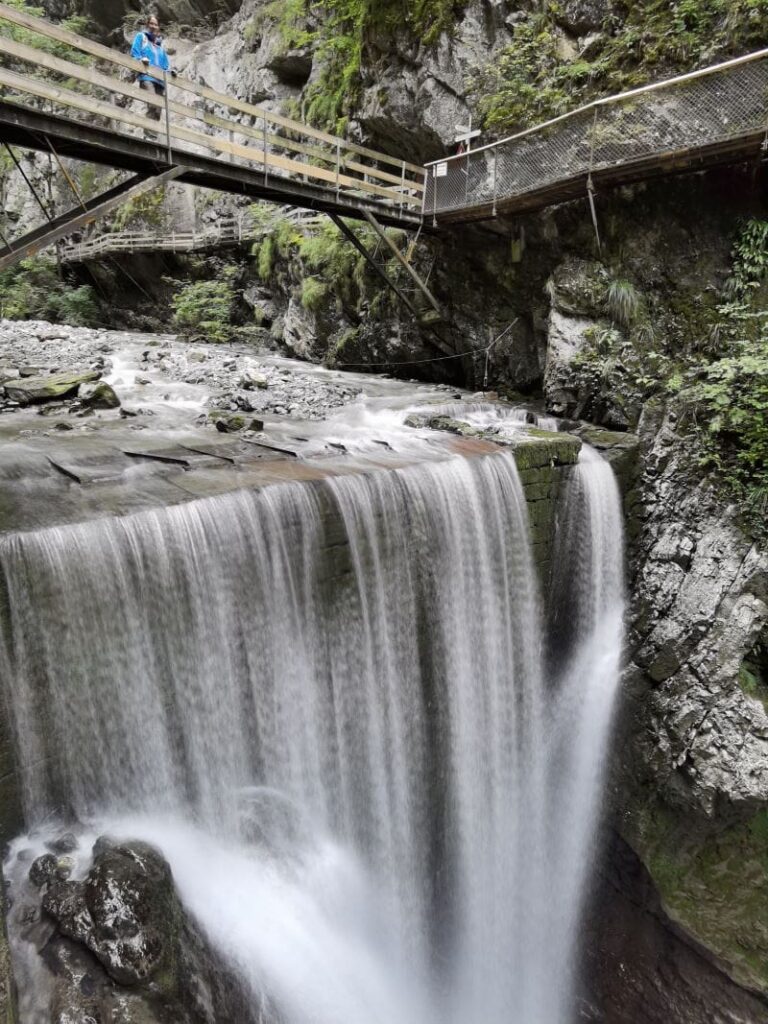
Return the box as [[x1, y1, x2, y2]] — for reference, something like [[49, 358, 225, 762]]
[[131, 31, 170, 86]]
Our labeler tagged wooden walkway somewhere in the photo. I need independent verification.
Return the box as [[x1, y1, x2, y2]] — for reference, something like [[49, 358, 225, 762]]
[[1, 2, 768, 249], [0, 2, 424, 236], [59, 209, 322, 263]]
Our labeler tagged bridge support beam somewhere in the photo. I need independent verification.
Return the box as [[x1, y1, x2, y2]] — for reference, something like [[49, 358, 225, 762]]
[[0, 165, 185, 273], [328, 213, 453, 357]]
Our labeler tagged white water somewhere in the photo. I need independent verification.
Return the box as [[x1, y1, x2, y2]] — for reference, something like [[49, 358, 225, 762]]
[[0, 444, 624, 1024]]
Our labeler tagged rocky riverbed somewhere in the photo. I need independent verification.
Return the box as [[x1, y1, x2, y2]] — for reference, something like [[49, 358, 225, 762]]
[[0, 319, 375, 434]]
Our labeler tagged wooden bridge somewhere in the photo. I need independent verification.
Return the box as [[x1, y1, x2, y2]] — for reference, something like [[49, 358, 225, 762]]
[[0, 1, 425, 267], [1, 2, 768, 268]]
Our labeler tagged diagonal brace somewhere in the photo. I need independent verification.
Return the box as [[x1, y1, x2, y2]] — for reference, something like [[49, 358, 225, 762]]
[[328, 214, 453, 357], [0, 164, 185, 273]]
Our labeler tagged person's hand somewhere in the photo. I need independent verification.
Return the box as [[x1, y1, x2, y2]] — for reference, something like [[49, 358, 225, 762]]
[[171, 67, 178, 77], [141, 56, 150, 65]]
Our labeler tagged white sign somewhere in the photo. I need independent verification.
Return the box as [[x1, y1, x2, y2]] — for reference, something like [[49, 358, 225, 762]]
[[454, 129, 481, 143], [434, 162, 448, 178]]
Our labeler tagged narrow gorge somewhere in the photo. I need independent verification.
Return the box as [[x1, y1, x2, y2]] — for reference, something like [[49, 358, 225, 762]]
[[0, 2, 767, 1023]]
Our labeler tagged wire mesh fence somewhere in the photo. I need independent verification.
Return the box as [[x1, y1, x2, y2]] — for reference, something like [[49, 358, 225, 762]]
[[424, 51, 768, 218]]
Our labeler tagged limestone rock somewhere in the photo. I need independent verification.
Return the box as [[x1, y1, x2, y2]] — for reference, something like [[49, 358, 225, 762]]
[[80, 381, 121, 409], [3, 370, 100, 405], [543, 309, 595, 416]]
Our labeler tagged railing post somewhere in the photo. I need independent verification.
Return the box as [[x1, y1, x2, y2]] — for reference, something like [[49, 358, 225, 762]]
[[400, 160, 406, 217], [162, 69, 172, 165], [335, 142, 341, 201], [492, 148, 498, 217], [586, 106, 602, 253], [263, 117, 268, 185], [432, 166, 438, 228]]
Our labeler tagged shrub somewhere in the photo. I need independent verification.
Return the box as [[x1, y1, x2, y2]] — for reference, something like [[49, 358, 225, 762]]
[[0, 257, 99, 326], [172, 280, 236, 343], [606, 278, 640, 327]]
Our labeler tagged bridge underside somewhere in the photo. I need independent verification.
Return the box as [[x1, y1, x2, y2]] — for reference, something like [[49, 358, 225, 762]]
[[0, 101, 422, 231], [435, 130, 767, 225]]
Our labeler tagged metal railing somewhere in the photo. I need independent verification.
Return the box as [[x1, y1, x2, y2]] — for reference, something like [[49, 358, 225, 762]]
[[423, 48, 768, 219], [0, 3, 424, 217]]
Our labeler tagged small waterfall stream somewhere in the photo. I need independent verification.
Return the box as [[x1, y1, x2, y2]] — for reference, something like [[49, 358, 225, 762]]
[[0, 443, 624, 1024]]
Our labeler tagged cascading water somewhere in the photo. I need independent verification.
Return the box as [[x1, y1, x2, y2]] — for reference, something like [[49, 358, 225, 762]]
[[0, 443, 624, 1024]]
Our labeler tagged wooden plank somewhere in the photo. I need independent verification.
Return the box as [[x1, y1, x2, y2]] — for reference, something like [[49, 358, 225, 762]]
[[0, 67, 422, 207], [0, 34, 423, 194], [0, 1, 425, 175]]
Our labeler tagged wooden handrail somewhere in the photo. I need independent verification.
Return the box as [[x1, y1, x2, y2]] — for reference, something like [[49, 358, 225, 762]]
[[0, 62, 423, 207], [0, 1, 424, 178], [0, 33, 424, 195]]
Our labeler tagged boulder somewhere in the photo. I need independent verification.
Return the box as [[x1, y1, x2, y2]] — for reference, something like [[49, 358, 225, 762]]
[[80, 381, 121, 410], [43, 840, 175, 986], [29, 854, 57, 889], [555, 0, 611, 35], [47, 833, 79, 855], [3, 370, 100, 405]]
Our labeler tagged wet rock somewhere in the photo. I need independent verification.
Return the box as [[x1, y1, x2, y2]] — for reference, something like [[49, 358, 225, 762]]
[[55, 857, 75, 881], [80, 381, 120, 410], [241, 371, 269, 390], [43, 840, 173, 986], [212, 412, 264, 433], [3, 370, 101, 405], [29, 854, 57, 889], [47, 833, 79, 856]]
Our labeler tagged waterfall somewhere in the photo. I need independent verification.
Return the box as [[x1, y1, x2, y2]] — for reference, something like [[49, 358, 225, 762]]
[[0, 444, 624, 1024]]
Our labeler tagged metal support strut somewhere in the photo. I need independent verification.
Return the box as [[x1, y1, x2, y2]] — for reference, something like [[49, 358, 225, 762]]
[[327, 213, 454, 357]]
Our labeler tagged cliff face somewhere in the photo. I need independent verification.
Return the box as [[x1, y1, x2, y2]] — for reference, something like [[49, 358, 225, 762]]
[[2, 0, 768, 1018]]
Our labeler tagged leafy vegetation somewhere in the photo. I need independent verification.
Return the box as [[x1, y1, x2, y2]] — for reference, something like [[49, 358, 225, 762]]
[[470, 0, 768, 134], [111, 186, 169, 232], [0, 0, 91, 65], [172, 279, 236, 343], [0, 256, 99, 326], [678, 220, 768, 534], [606, 277, 641, 327], [251, 208, 406, 316]]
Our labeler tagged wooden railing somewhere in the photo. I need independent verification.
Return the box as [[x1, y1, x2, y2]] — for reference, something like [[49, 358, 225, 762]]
[[60, 208, 324, 261], [0, 3, 424, 215]]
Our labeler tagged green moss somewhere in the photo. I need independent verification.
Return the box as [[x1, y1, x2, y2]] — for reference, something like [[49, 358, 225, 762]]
[[629, 799, 768, 991], [470, 1, 768, 135], [301, 276, 330, 311]]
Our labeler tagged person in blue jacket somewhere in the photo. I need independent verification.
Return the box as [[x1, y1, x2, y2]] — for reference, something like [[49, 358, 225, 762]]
[[131, 14, 175, 127]]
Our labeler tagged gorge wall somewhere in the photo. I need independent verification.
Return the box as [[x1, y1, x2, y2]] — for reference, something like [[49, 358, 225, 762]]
[[2, 0, 768, 1019]]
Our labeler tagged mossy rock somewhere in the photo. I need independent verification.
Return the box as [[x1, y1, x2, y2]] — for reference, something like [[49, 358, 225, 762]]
[[3, 370, 100, 405], [624, 798, 768, 993]]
